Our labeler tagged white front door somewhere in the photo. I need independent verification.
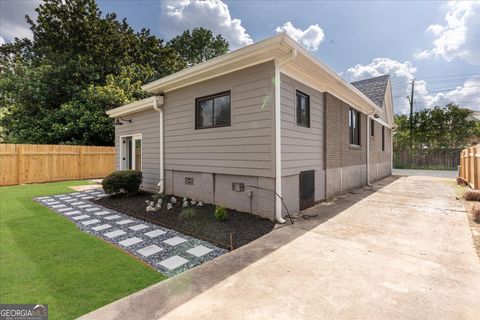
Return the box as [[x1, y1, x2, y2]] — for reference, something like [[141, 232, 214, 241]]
[[121, 134, 142, 171]]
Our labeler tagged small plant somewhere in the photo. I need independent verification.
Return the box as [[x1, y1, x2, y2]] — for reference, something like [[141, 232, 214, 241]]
[[463, 190, 480, 201], [197, 200, 203, 207], [102, 170, 142, 196], [473, 204, 480, 224], [180, 207, 197, 219], [215, 205, 228, 222], [167, 203, 173, 210]]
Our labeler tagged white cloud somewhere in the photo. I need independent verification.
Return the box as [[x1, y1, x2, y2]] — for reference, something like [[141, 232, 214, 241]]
[[345, 58, 480, 113], [160, 0, 253, 50], [275, 22, 325, 51], [414, 1, 480, 65], [0, 36, 5, 46], [0, 0, 39, 42]]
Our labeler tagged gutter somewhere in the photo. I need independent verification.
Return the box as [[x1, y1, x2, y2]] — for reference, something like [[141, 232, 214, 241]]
[[274, 48, 297, 224], [153, 96, 165, 194]]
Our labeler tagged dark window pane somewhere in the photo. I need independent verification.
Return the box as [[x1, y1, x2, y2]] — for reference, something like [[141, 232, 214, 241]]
[[213, 95, 230, 126], [296, 91, 310, 127]]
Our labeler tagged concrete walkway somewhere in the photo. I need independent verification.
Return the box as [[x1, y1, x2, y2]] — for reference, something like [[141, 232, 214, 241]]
[[393, 168, 457, 178], [79, 176, 480, 320]]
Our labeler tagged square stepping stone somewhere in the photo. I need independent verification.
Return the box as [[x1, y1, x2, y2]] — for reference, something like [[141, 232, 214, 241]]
[[137, 245, 163, 257], [65, 199, 76, 202], [85, 207, 100, 212], [57, 207, 73, 212], [129, 224, 148, 231], [187, 245, 213, 257], [51, 204, 67, 208], [92, 224, 111, 231], [104, 215, 121, 220], [58, 196, 71, 200], [158, 255, 189, 270], [71, 192, 81, 195], [94, 211, 111, 216], [116, 219, 135, 225], [82, 219, 100, 226], [72, 214, 90, 221], [144, 229, 166, 238], [64, 210, 81, 216], [119, 237, 143, 247], [104, 230, 126, 238], [81, 196, 93, 200], [47, 201, 60, 205], [78, 204, 92, 208], [71, 201, 84, 205], [163, 236, 187, 246]]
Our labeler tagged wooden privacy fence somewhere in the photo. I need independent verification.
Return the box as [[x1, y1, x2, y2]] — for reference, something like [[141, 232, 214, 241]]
[[0, 144, 115, 186], [460, 146, 480, 189], [394, 148, 461, 170]]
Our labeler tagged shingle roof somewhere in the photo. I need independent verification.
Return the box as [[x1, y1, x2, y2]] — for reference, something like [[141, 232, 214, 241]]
[[350, 75, 389, 108]]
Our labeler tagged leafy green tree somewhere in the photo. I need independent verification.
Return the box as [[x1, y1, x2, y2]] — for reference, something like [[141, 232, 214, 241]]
[[167, 27, 229, 66], [393, 103, 476, 150], [0, 0, 228, 145]]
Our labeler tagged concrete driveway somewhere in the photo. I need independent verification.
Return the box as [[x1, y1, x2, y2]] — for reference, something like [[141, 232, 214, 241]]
[[79, 176, 480, 320]]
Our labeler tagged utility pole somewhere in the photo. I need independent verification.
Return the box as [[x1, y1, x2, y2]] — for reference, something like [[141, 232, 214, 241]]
[[407, 79, 415, 147]]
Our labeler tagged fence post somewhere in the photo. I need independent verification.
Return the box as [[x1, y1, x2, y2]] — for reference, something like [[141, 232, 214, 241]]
[[17, 144, 24, 184], [79, 146, 84, 180]]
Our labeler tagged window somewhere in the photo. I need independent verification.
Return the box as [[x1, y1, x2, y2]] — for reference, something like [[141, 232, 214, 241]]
[[121, 134, 141, 171], [381, 126, 385, 151], [349, 108, 360, 146], [195, 91, 231, 129], [370, 119, 375, 137], [296, 91, 310, 127]]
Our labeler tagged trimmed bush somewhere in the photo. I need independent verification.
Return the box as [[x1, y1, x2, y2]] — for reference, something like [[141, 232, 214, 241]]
[[463, 190, 480, 201], [102, 170, 142, 196], [214, 205, 228, 222], [473, 205, 480, 224], [180, 207, 197, 219]]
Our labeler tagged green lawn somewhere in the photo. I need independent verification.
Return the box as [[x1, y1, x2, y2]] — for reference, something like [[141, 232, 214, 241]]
[[0, 181, 166, 319]]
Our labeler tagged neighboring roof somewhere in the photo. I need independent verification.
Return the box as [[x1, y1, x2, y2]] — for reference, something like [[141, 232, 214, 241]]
[[467, 111, 480, 121], [351, 75, 389, 108]]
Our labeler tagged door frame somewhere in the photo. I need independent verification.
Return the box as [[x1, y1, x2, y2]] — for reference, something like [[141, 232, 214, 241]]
[[119, 133, 142, 171]]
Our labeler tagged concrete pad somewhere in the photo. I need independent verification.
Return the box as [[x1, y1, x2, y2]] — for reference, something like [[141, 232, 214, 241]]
[[64, 210, 81, 216], [116, 219, 135, 225], [104, 215, 121, 220], [72, 214, 90, 221], [119, 237, 143, 247], [57, 207, 72, 212], [163, 236, 187, 246], [94, 211, 111, 216], [104, 230, 126, 239], [137, 245, 163, 257], [82, 219, 101, 226], [129, 224, 149, 231], [144, 229, 166, 238], [71, 201, 84, 205], [85, 207, 100, 212], [187, 245, 213, 257], [78, 204, 92, 208], [158, 255, 189, 270], [92, 224, 111, 231]]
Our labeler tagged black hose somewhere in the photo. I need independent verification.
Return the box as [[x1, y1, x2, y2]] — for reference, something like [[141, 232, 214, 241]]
[[245, 185, 294, 224]]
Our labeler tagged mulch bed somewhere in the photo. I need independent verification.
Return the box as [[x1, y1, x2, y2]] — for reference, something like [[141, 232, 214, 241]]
[[93, 192, 275, 250]]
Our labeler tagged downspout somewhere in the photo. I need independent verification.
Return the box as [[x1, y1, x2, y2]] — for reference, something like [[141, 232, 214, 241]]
[[274, 48, 297, 223], [366, 112, 374, 187], [153, 96, 165, 194]]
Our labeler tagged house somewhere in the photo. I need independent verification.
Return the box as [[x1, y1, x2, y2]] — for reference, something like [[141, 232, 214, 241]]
[[106, 33, 394, 223]]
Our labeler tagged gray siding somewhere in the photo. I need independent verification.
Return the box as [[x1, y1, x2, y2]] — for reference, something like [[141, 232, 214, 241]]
[[114, 109, 160, 191], [280, 73, 326, 202], [163, 62, 275, 178]]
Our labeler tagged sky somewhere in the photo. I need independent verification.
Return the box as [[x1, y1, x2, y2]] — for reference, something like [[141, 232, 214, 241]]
[[1, 0, 479, 114]]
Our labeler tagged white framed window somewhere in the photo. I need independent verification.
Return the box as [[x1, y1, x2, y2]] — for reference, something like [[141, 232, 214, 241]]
[[120, 133, 142, 171]]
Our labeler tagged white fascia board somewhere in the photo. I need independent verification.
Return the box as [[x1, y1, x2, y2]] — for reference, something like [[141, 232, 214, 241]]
[[106, 96, 163, 118]]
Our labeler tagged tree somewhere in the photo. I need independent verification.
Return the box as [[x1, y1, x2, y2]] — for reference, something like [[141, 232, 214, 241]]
[[0, 0, 228, 145], [393, 103, 476, 150], [167, 27, 229, 66]]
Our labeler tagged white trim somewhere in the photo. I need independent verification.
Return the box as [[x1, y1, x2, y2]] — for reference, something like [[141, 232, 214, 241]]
[[274, 62, 284, 223], [107, 96, 163, 118], [119, 133, 142, 171]]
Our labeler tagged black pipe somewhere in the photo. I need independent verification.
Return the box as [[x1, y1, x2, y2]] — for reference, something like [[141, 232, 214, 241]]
[[245, 185, 294, 224]]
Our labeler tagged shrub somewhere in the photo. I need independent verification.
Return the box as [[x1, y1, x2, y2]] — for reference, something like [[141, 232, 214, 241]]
[[180, 207, 197, 219], [102, 170, 142, 196], [473, 205, 480, 224], [463, 190, 480, 201], [214, 206, 228, 222], [457, 177, 468, 186]]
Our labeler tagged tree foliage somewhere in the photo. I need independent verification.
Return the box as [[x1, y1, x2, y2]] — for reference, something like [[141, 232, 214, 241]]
[[394, 103, 477, 150], [167, 27, 229, 66], [0, 0, 229, 145]]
